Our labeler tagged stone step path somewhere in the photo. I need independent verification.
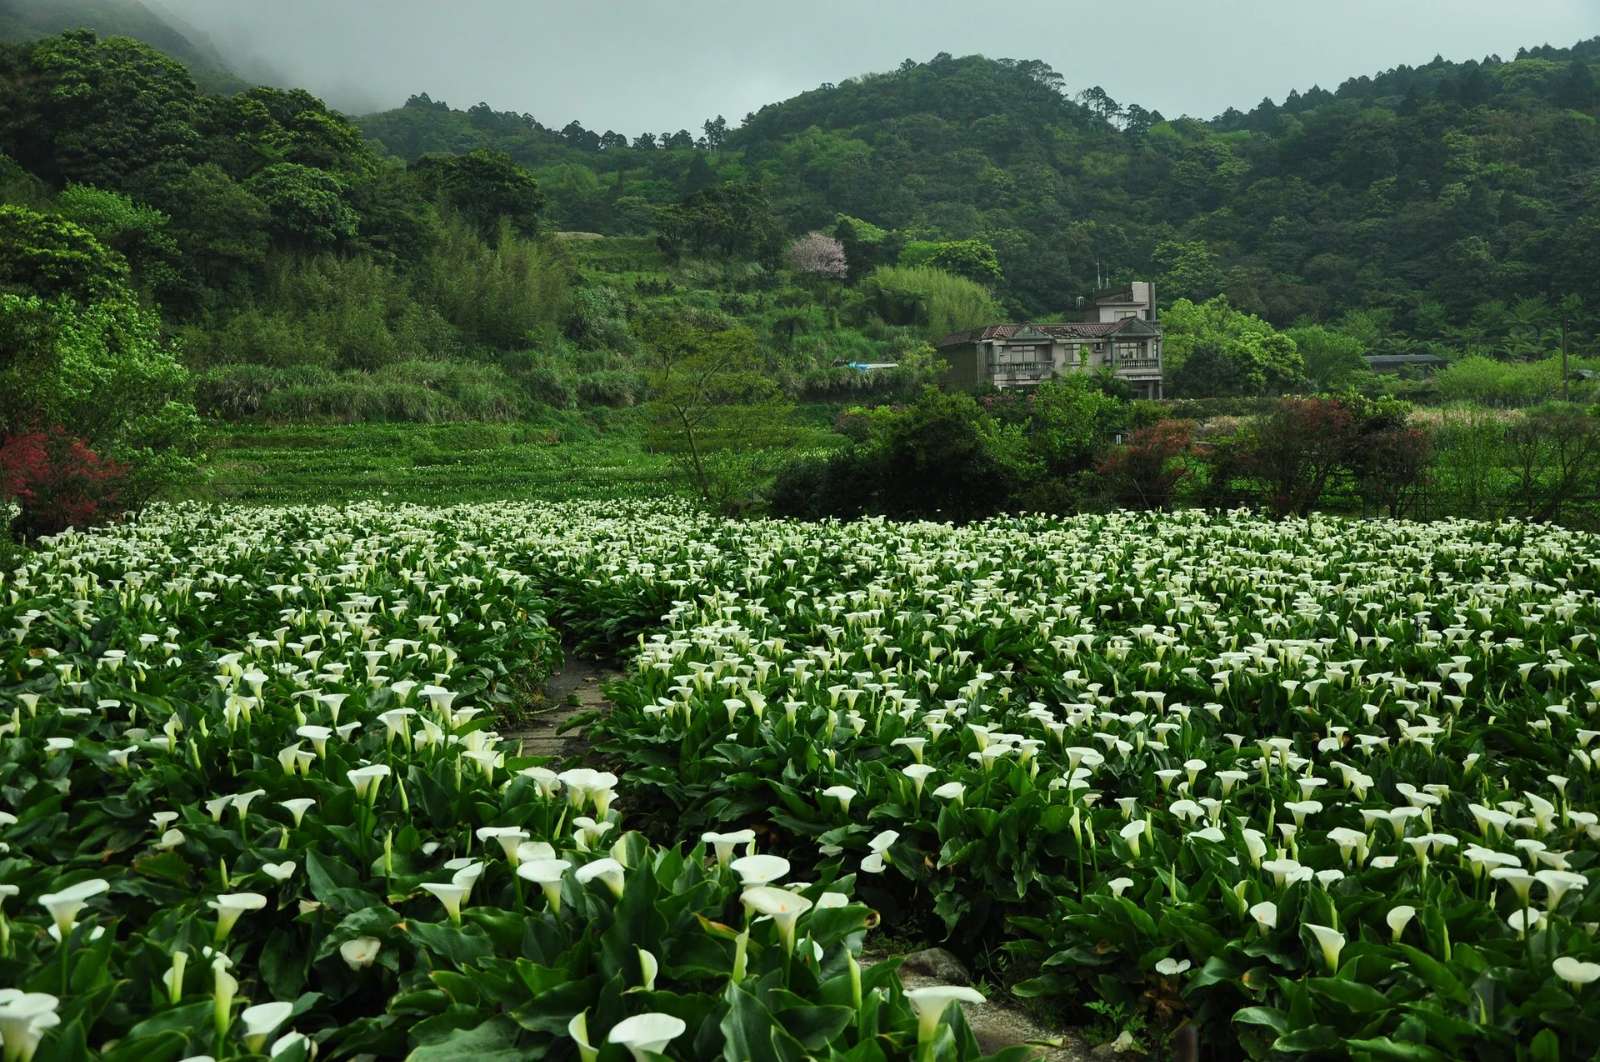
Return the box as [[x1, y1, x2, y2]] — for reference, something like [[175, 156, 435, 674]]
[[505, 655, 622, 761]]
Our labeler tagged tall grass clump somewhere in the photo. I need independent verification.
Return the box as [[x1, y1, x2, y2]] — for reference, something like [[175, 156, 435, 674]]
[[859, 264, 1002, 339], [421, 214, 571, 349], [194, 360, 527, 423]]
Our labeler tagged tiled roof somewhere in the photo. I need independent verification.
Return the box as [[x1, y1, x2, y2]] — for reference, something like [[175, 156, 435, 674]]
[[936, 320, 1135, 347]]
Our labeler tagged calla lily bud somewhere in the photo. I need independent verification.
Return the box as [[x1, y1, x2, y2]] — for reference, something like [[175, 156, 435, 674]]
[[164, 949, 188, 1004], [732, 926, 750, 984], [1386, 905, 1416, 942], [240, 1001, 293, 1054], [568, 1011, 598, 1062], [636, 947, 657, 992], [211, 955, 238, 1039], [1306, 923, 1345, 973]]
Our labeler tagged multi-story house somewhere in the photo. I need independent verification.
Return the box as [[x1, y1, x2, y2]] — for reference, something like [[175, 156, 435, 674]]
[[935, 281, 1164, 399]]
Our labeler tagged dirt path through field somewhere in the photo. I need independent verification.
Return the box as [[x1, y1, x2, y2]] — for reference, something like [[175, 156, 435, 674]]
[[505, 654, 622, 759]]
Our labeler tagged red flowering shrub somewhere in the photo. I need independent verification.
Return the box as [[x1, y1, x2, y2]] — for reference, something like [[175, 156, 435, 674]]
[[0, 428, 128, 538], [1352, 423, 1433, 517], [1098, 419, 1196, 509], [1243, 397, 1358, 517]]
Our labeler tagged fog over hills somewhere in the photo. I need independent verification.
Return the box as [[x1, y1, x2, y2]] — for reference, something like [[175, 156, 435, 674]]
[[0, 0, 255, 92], [154, 0, 1593, 128]]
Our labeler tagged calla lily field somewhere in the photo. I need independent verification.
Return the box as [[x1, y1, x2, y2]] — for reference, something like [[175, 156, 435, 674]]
[[2, 502, 1599, 1059]]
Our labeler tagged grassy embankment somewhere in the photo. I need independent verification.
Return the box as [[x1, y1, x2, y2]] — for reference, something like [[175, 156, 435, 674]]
[[198, 404, 850, 506]]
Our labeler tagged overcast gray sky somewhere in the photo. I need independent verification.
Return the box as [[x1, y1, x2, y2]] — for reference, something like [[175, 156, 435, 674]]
[[155, 0, 1597, 128]]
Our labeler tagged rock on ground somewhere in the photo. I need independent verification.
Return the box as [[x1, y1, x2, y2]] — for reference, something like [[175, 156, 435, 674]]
[[874, 948, 1097, 1061]]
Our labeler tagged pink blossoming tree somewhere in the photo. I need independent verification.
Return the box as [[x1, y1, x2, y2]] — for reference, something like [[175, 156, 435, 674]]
[[785, 232, 848, 280]]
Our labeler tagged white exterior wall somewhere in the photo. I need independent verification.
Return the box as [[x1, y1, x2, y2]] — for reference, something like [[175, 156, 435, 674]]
[[1093, 283, 1156, 323]]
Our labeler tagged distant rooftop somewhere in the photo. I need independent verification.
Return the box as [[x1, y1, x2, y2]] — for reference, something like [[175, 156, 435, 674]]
[[1365, 354, 1448, 369], [937, 319, 1152, 347]]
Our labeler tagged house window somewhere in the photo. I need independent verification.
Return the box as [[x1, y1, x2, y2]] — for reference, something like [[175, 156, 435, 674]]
[[1115, 310, 1138, 320], [1114, 342, 1143, 364], [995, 344, 1042, 373]]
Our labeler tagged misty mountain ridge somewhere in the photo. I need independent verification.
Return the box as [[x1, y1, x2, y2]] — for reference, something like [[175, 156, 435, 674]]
[[0, 0, 232, 91], [0, 0, 279, 94]]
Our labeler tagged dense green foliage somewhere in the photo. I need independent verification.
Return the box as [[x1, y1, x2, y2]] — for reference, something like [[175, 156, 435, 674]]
[[4, 21, 1598, 445], [0, 200, 199, 508], [0, 29, 583, 426], [0, 292, 199, 500], [771, 387, 1600, 530], [0, 30, 967, 436], [1162, 297, 1307, 397], [771, 379, 1131, 520], [2, 18, 1598, 530], [858, 266, 1002, 338]]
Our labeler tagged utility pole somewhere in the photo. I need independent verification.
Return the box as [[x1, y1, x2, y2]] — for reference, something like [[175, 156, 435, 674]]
[[1562, 314, 1570, 403]]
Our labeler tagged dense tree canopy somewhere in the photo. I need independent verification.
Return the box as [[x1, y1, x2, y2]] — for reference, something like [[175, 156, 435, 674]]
[[411, 148, 545, 241], [0, 29, 200, 188], [0, 204, 131, 302], [655, 183, 784, 262], [1164, 295, 1307, 397], [0, 29, 557, 338]]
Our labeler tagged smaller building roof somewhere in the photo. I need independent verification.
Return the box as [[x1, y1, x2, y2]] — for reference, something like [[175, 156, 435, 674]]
[[1364, 354, 1447, 368]]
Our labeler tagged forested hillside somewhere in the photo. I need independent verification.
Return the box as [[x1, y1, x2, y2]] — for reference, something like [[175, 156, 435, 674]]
[[0, 27, 605, 427], [362, 44, 1600, 351], [0, 25, 966, 441], [2, 19, 1598, 448]]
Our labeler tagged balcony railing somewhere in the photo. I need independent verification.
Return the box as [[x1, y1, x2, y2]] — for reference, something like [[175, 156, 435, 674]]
[[1113, 358, 1161, 372]]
